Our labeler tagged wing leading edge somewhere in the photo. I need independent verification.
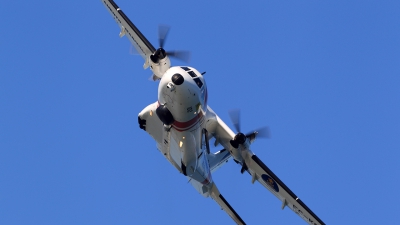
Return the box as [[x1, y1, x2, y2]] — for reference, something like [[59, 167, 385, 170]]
[[246, 155, 325, 225], [101, 0, 155, 67]]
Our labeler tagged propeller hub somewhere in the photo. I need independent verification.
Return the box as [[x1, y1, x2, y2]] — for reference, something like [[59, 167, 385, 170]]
[[234, 132, 247, 145], [150, 48, 167, 63], [230, 132, 246, 149], [228, 109, 270, 148]]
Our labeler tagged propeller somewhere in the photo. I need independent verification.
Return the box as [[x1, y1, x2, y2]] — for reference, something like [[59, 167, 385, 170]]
[[228, 109, 270, 148], [228, 109, 241, 134], [245, 126, 271, 140], [228, 109, 270, 174], [158, 24, 169, 49], [150, 25, 191, 63]]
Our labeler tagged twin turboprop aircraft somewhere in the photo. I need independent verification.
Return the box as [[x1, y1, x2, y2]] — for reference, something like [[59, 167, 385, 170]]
[[101, 1, 325, 224]]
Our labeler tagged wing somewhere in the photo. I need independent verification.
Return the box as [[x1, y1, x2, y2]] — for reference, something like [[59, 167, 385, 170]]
[[209, 183, 246, 225], [244, 154, 325, 225], [208, 107, 325, 225], [101, 0, 156, 68]]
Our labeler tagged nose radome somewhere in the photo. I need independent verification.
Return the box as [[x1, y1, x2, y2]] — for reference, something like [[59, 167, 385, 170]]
[[171, 73, 184, 85]]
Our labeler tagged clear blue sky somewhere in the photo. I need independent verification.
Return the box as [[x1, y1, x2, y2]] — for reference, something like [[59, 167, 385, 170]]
[[1, 1, 400, 224]]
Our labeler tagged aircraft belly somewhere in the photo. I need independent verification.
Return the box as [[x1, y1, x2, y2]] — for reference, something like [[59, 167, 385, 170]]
[[167, 134, 181, 168], [140, 104, 228, 183], [170, 128, 211, 185], [154, 129, 182, 173]]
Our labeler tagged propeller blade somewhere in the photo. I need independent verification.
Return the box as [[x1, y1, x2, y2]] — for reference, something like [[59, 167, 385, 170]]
[[228, 109, 241, 133], [129, 44, 138, 55], [166, 50, 191, 63], [148, 74, 159, 81], [158, 25, 170, 48], [255, 126, 271, 139], [246, 126, 271, 139], [155, 25, 192, 63]]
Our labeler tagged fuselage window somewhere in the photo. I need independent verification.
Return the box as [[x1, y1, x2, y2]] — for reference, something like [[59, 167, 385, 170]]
[[188, 71, 197, 78], [193, 78, 203, 88], [181, 67, 190, 71]]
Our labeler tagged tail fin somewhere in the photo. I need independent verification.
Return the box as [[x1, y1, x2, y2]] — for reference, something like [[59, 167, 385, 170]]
[[208, 149, 232, 173], [187, 178, 210, 197], [187, 149, 231, 197]]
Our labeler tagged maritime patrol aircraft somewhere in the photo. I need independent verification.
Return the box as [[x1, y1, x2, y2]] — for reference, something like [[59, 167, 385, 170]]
[[101, 1, 325, 224]]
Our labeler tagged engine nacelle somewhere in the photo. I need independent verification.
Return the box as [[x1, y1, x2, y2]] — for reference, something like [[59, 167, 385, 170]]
[[156, 104, 174, 126], [149, 51, 171, 79]]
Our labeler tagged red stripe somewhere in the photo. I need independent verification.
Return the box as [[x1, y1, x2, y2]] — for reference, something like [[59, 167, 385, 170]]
[[201, 172, 212, 185], [172, 111, 204, 132], [157, 96, 207, 132]]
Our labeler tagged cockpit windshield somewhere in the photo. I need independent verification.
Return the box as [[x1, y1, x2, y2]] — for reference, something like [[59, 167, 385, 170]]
[[193, 78, 203, 89]]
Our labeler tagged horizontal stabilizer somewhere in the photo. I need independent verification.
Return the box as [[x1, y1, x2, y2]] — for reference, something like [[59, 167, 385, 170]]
[[208, 149, 232, 173]]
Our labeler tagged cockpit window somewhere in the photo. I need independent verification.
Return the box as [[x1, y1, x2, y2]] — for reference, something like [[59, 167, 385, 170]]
[[188, 71, 197, 78], [193, 78, 203, 88], [181, 67, 190, 71]]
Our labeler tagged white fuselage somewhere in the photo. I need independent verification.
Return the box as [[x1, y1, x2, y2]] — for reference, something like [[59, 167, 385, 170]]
[[158, 66, 210, 186], [140, 66, 216, 190]]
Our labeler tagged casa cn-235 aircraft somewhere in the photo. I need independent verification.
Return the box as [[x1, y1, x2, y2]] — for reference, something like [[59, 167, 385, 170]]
[[101, 1, 325, 224]]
